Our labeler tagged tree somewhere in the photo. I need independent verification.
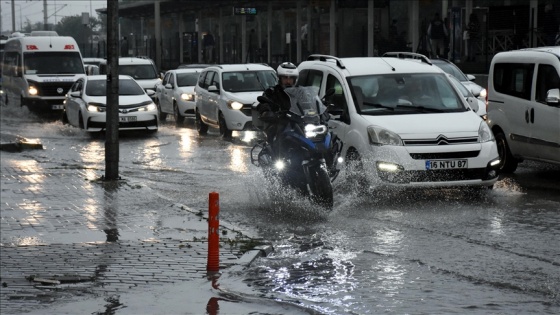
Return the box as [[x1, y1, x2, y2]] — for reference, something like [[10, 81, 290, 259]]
[[54, 15, 103, 57]]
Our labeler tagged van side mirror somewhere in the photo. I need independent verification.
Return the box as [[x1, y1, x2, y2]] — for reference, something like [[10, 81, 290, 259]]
[[546, 88, 560, 105], [208, 85, 219, 93]]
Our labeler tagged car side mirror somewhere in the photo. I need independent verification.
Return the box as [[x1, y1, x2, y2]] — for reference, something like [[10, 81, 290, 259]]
[[467, 74, 476, 81], [208, 85, 219, 93], [165, 83, 172, 89], [70, 91, 81, 97], [146, 89, 156, 96], [465, 96, 479, 112]]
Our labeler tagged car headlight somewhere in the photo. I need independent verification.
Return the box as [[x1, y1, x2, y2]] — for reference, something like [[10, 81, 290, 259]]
[[87, 104, 105, 112], [479, 88, 487, 99], [138, 103, 157, 111], [367, 125, 403, 146], [28, 86, 38, 96], [478, 121, 494, 143], [181, 93, 194, 101], [228, 100, 244, 110]]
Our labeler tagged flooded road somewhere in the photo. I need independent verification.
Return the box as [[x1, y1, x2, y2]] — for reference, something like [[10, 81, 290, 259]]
[[2, 106, 559, 314]]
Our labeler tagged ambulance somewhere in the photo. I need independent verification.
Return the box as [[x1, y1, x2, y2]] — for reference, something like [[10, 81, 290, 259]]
[[1, 33, 85, 112]]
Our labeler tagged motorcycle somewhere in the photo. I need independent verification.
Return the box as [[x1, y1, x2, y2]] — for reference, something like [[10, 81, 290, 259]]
[[250, 86, 342, 209]]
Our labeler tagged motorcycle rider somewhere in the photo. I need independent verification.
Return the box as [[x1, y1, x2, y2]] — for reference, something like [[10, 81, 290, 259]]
[[258, 62, 299, 150]]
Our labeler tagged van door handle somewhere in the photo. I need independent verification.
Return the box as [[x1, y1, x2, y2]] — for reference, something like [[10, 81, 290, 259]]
[[530, 108, 534, 124], [525, 109, 530, 123]]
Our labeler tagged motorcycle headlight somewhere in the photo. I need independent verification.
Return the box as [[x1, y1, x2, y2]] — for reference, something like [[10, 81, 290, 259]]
[[138, 103, 157, 112], [181, 93, 194, 101], [28, 86, 38, 96], [228, 100, 244, 110], [478, 121, 494, 143], [304, 124, 327, 138], [367, 125, 403, 146]]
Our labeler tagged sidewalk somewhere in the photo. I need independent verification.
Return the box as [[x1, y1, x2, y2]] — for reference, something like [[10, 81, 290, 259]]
[[0, 135, 308, 314]]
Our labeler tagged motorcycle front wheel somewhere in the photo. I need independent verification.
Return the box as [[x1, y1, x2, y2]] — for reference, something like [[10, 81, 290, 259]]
[[307, 164, 334, 209]]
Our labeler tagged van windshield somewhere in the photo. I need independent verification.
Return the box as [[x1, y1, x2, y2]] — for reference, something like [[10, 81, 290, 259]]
[[24, 51, 84, 75]]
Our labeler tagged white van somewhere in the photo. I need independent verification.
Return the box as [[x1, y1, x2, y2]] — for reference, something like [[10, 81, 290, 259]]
[[487, 47, 560, 173], [1, 34, 85, 112]]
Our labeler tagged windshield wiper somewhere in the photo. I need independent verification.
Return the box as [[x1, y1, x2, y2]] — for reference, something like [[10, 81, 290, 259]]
[[362, 101, 395, 111], [396, 105, 445, 113]]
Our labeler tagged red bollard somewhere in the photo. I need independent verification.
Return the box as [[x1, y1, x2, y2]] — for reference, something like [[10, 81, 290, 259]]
[[207, 192, 220, 272]]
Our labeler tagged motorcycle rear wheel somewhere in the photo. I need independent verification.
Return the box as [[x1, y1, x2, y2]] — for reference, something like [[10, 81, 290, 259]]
[[307, 164, 334, 209]]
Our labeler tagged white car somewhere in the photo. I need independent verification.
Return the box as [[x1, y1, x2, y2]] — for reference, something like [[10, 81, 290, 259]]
[[62, 75, 158, 136], [155, 67, 207, 125], [99, 57, 162, 100], [297, 53, 500, 190], [194, 64, 277, 138]]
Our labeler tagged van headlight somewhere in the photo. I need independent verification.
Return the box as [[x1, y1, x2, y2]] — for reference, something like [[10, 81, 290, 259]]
[[227, 100, 244, 110], [28, 86, 38, 96], [181, 93, 194, 101], [367, 125, 403, 146], [478, 121, 494, 143]]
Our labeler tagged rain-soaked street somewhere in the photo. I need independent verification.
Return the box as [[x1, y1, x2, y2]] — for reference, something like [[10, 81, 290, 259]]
[[1, 105, 559, 314]]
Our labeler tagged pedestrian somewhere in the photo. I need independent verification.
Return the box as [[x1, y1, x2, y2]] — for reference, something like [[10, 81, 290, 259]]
[[203, 31, 215, 63], [427, 12, 448, 58], [542, 3, 559, 46], [466, 13, 480, 62]]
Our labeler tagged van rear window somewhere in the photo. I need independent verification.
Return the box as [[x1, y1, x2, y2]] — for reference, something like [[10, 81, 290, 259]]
[[493, 63, 534, 100]]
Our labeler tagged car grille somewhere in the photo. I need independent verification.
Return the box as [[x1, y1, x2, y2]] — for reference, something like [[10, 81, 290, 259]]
[[410, 151, 480, 159], [36, 82, 73, 97], [403, 136, 479, 146], [378, 168, 489, 183]]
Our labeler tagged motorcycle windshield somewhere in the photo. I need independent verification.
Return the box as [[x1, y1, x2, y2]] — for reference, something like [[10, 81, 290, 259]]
[[284, 86, 326, 119]]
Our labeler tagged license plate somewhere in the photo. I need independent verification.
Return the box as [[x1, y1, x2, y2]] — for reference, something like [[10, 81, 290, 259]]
[[52, 105, 64, 110], [119, 116, 137, 122], [426, 159, 468, 170]]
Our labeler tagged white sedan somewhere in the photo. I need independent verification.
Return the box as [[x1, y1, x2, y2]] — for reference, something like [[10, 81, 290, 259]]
[[62, 75, 158, 135], [155, 67, 207, 125]]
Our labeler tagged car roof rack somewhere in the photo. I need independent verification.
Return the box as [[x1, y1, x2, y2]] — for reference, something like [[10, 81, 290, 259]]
[[382, 52, 432, 65], [307, 54, 346, 69]]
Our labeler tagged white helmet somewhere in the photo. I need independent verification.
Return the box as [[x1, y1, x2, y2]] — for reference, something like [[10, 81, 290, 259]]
[[277, 62, 299, 80]]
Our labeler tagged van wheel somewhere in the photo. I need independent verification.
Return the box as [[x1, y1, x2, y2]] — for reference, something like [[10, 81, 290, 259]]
[[219, 112, 232, 139], [195, 109, 208, 135], [174, 102, 185, 126], [346, 149, 369, 191], [495, 130, 518, 173]]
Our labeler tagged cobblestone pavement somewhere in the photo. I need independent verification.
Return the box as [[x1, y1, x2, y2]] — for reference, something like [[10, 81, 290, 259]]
[[0, 150, 256, 314]]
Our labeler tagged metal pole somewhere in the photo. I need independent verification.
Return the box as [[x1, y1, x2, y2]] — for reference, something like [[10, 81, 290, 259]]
[[105, 0, 120, 180]]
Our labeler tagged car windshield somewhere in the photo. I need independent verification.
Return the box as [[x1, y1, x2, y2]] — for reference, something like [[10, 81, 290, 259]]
[[222, 70, 277, 92], [120, 64, 158, 79], [348, 73, 467, 115], [86, 79, 145, 96], [176, 73, 199, 87], [24, 51, 84, 75], [433, 62, 469, 81]]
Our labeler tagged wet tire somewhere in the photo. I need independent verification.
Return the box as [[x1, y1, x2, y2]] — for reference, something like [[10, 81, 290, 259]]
[[61, 111, 69, 124], [495, 130, 518, 173], [219, 112, 232, 139], [174, 102, 185, 126], [346, 149, 369, 191], [195, 109, 208, 135], [78, 112, 85, 129], [156, 99, 167, 122], [307, 164, 334, 209]]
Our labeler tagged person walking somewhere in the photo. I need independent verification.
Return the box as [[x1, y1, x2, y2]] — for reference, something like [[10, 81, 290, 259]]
[[466, 13, 480, 62], [427, 12, 448, 58], [542, 3, 559, 46]]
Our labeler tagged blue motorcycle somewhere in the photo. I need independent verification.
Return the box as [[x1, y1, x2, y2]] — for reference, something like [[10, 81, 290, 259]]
[[251, 86, 342, 209]]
